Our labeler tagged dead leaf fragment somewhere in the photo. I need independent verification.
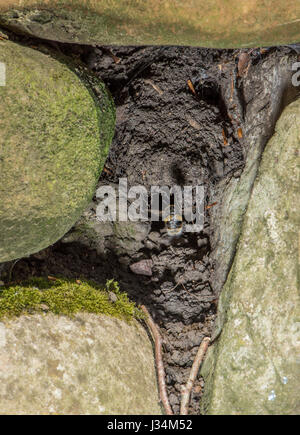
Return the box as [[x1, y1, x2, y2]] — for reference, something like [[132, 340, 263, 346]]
[[106, 48, 121, 64], [111, 54, 121, 64], [187, 79, 196, 95], [222, 129, 228, 146], [205, 202, 218, 210]]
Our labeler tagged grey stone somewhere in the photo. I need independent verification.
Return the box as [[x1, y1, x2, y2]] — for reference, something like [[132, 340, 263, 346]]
[[144, 241, 156, 250], [0, 2, 298, 48], [130, 259, 153, 277], [201, 99, 300, 415], [197, 237, 208, 249], [169, 393, 179, 406], [62, 206, 151, 258], [148, 232, 161, 243], [209, 56, 299, 295], [0, 313, 161, 415], [108, 292, 118, 303]]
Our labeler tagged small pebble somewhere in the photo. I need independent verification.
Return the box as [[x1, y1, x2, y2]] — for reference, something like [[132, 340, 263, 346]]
[[108, 292, 118, 303], [148, 232, 160, 243], [130, 259, 153, 276], [193, 385, 202, 394], [169, 393, 179, 406]]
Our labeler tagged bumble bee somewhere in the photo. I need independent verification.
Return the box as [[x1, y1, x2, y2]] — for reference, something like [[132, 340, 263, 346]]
[[163, 204, 183, 237]]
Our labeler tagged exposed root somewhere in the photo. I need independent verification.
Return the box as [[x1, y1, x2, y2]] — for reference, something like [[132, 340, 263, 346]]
[[180, 337, 210, 415], [140, 304, 173, 415]]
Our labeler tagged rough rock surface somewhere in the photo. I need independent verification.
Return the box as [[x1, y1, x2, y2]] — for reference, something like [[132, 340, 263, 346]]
[[201, 99, 300, 415], [0, 1, 299, 47], [0, 39, 115, 262], [0, 312, 161, 415], [62, 195, 151, 259], [209, 54, 300, 297]]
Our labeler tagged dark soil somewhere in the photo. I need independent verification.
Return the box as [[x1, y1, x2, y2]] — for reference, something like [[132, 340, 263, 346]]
[[1, 34, 299, 414]]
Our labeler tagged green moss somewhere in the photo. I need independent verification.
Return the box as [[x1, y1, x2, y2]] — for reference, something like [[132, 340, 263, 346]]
[[0, 40, 115, 262], [0, 277, 143, 322]]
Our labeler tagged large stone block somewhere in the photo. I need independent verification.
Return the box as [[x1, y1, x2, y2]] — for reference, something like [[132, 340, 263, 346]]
[[0, 39, 115, 262], [0, 1, 299, 47], [0, 312, 161, 414], [201, 99, 300, 415]]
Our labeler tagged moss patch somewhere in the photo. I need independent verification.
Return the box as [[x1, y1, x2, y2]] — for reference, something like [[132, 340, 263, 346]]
[[0, 40, 115, 262], [0, 277, 143, 322]]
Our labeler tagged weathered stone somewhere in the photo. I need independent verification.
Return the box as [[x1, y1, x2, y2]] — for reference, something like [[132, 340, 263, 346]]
[[209, 55, 299, 296], [148, 232, 161, 244], [130, 259, 153, 277], [62, 210, 151, 258], [0, 313, 161, 415], [108, 291, 118, 303], [201, 99, 300, 415], [0, 1, 299, 47], [0, 40, 115, 262]]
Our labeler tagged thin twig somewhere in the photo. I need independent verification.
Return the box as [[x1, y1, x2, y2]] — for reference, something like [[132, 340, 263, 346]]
[[181, 282, 208, 303], [166, 280, 181, 292], [180, 337, 210, 415], [181, 282, 200, 300], [144, 79, 164, 95], [140, 305, 173, 415]]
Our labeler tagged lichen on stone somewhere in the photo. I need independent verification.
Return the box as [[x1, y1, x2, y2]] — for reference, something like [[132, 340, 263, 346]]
[[201, 98, 300, 415]]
